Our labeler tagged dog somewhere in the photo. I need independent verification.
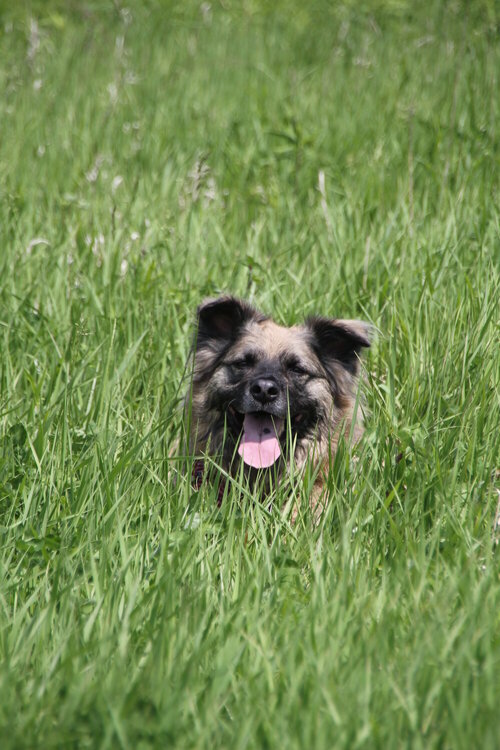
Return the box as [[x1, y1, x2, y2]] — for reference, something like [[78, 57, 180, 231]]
[[184, 295, 371, 516]]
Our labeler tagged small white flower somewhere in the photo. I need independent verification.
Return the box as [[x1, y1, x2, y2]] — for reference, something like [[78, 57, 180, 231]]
[[107, 82, 118, 105], [203, 176, 217, 204], [125, 71, 139, 85], [91, 235, 104, 267], [26, 237, 49, 255], [115, 35, 125, 56], [200, 3, 212, 24], [85, 156, 104, 184], [130, 231, 139, 241], [86, 166, 99, 183], [120, 8, 132, 25], [184, 512, 201, 530], [37, 144, 45, 157], [27, 18, 39, 63], [120, 259, 128, 276], [112, 175, 123, 192], [33, 79, 42, 91]]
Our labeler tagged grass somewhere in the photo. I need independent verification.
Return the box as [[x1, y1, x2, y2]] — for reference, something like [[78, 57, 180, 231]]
[[0, 0, 499, 747]]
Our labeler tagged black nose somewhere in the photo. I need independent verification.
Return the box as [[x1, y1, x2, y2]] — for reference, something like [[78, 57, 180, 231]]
[[250, 377, 279, 404]]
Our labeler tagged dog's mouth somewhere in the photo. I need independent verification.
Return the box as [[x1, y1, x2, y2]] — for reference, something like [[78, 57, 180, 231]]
[[227, 407, 304, 469]]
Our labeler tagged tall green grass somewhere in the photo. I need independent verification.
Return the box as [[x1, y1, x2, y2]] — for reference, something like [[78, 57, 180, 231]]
[[0, 1, 499, 747]]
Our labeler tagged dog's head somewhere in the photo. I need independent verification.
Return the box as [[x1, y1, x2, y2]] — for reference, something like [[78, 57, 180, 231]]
[[188, 296, 371, 471]]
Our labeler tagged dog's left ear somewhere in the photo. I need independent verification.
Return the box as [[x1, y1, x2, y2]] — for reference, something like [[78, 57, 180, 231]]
[[306, 317, 372, 376]]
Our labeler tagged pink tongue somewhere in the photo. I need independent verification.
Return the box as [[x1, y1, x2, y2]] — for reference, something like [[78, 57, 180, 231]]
[[238, 413, 284, 469]]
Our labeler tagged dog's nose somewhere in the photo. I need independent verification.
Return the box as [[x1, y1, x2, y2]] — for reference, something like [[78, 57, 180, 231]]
[[250, 378, 279, 404]]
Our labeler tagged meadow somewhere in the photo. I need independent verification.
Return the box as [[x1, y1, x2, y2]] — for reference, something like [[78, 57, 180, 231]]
[[0, 1, 499, 747]]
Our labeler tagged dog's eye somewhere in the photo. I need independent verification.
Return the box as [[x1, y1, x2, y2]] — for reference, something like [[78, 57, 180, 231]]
[[287, 359, 309, 376], [231, 359, 247, 369], [230, 353, 256, 370]]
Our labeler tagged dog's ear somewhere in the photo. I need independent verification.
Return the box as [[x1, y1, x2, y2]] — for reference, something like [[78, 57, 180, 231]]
[[306, 317, 371, 376], [196, 296, 260, 349]]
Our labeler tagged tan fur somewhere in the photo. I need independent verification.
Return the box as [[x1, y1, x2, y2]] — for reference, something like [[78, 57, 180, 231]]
[[184, 296, 370, 518]]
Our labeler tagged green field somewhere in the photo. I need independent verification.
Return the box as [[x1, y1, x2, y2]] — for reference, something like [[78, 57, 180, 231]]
[[1, 1, 499, 747]]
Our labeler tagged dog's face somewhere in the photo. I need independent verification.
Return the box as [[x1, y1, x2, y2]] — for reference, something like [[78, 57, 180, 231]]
[[188, 296, 370, 474]]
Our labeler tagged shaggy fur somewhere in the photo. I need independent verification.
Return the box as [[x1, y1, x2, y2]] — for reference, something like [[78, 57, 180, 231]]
[[184, 296, 371, 513]]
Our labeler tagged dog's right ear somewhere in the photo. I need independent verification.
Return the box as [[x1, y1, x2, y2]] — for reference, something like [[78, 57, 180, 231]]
[[195, 296, 260, 350]]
